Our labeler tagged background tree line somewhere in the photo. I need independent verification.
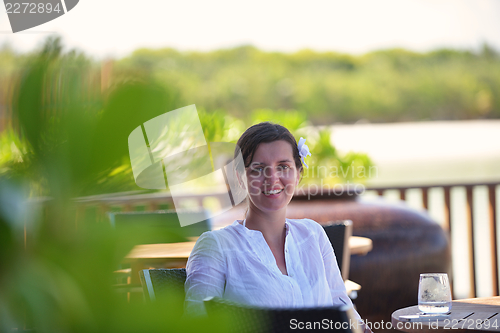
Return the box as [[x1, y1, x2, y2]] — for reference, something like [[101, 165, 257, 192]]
[[2, 41, 499, 125], [113, 44, 500, 123]]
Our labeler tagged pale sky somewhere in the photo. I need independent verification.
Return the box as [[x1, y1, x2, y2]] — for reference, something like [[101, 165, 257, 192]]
[[1, 0, 500, 59]]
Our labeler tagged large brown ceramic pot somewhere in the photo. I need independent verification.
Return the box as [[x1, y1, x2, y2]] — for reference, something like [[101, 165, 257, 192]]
[[287, 192, 452, 323]]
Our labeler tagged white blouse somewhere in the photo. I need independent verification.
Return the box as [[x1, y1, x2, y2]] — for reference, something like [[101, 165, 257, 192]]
[[184, 218, 361, 320]]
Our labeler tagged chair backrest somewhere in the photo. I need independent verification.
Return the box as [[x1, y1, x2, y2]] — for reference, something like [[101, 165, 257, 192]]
[[204, 296, 361, 333], [140, 268, 187, 303], [323, 220, 353, 281], [110, 209, 211, 245]]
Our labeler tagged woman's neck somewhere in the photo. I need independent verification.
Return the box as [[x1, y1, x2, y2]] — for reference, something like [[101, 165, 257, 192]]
[[245, 207, 287, 245]]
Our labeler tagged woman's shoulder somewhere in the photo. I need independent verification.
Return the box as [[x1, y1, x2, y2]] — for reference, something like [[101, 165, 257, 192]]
[[190, 222, 242, 259], [286, 217, 322, 226], [196, 220, 244, 245], [286, 218, 324, 234]]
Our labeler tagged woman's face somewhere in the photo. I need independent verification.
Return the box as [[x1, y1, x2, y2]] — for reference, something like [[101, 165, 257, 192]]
[[245, 140, 301, 214]]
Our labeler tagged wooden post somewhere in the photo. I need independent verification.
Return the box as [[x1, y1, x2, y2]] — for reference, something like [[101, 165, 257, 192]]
[[399, 189, 406, 201], [442, 186, 454, 298], [489, 185, 498, 296], [422, 188, 429, 210], [466, 186, 476, 298], [443, 187, 451, 232]]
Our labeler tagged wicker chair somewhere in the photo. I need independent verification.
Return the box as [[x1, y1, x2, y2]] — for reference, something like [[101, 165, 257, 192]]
[[323, 220, 353, 280], [139, 268, 187, 317], [140, 268, 187, 302], [204, 296, 361, 333]]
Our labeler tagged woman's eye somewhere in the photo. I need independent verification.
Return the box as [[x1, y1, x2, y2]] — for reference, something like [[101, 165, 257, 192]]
[[278, 165, 290, 170]]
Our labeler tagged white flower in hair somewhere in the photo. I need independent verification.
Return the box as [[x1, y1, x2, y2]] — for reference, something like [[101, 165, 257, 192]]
[[297, 137, 312, 168]]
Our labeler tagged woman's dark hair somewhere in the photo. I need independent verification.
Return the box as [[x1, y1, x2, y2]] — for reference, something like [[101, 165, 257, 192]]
[[235, 122, 303, 173]]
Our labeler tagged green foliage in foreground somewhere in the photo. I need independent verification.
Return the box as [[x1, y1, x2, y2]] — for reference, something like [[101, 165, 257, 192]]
[[0, 177, 234, 333], [0, 37, 242, 333], [116, 44, 500, 123]]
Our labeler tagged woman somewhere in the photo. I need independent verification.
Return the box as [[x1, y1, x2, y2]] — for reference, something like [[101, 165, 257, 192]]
[[184, 122, 369, 329]]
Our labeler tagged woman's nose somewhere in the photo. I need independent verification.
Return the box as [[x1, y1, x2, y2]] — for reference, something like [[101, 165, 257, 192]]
[[265, 167, 280, 183]]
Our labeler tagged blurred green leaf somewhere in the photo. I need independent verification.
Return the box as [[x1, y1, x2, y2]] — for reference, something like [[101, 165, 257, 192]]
[[1, 37, 224, 333]]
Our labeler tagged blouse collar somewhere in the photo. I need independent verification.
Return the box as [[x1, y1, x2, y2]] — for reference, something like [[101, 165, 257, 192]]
[[238, 218, 290, 237]]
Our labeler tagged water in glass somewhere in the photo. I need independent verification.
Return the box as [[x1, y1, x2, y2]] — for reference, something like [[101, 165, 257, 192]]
[[418, 273, 452, 314]]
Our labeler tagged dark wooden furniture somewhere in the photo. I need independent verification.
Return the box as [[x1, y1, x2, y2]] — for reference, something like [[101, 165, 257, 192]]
[[204, 296, 362, 333]]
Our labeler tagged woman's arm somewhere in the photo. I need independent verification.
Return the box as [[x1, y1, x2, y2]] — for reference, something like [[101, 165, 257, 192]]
[[184, 231, 226, 317]]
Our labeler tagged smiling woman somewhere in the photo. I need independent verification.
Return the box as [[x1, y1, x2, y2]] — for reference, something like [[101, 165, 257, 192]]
[[184, 122, 372, 332]]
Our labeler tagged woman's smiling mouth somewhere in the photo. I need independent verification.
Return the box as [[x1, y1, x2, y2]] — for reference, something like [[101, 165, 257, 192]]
[[263, 188, 284, 196]]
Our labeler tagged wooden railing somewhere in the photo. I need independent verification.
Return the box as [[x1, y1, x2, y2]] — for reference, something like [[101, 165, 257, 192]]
[[73, 190, 229, 222], [366, 181, 500, 298]]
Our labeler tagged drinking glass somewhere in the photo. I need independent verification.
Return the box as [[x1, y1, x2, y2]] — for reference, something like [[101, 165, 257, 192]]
[[418, 273, 452, 314]]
